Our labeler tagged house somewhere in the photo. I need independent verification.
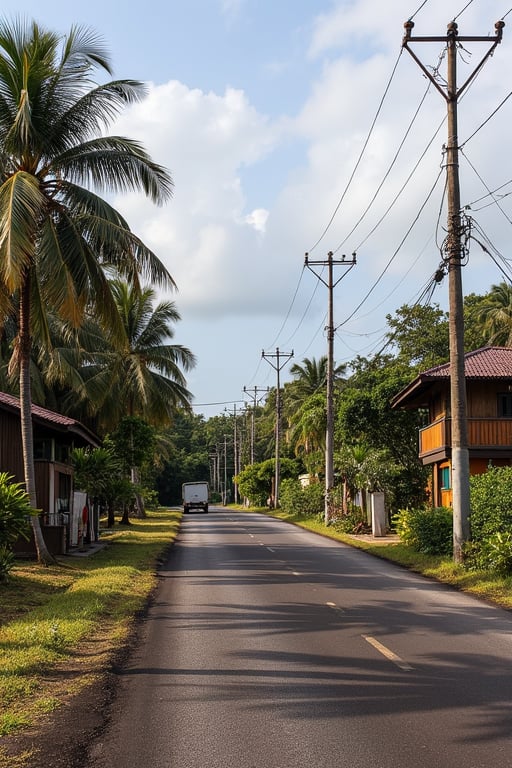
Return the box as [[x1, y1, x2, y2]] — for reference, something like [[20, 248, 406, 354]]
[[0, 391, 100, 554], [390, 347, 512, 507]]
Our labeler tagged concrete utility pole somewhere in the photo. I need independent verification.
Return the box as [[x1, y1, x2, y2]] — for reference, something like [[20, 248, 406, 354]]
[[305, 250, 356, 524], [402, 18, 504, 562], [262, 348, 294, 508], [243, 386, 270, 464]]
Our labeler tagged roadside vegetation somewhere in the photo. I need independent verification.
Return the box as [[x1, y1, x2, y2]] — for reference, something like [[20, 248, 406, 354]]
[[0, 509, 180, 760]]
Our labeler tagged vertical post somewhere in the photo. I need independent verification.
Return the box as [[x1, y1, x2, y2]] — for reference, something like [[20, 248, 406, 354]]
[[233, 404, 238, 504], [262, 348, 294, 508], [325, 252, 335, 522], [305, 251, 356, 523], [223, 434, 227, 506], [243, 386, 270, 464], [445, 22, 470, 560], [402, 17, 504, 562]]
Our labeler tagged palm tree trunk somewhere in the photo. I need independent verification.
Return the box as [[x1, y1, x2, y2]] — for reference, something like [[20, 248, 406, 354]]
[[19, 276, 55, 565], [130, 465, 146, 518]]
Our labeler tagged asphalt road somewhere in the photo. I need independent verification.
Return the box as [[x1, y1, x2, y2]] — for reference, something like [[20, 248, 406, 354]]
[[87, 510, 512, 768]]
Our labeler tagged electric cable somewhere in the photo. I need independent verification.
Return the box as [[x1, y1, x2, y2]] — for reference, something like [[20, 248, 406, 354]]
[[465, 179, 512, 210], [408, 1, 431, 21], [333, 79, 433, 254], [337, 166, 445, 330], [461, 148, 512, 226], [453, 0, 475, 21], [266, 265, 306, 349], [306, 49, 404, 255], [460, 89, 512, 150]]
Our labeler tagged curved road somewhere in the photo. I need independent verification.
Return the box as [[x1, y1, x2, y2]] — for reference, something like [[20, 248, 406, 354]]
[[87, 510, 512, 768]]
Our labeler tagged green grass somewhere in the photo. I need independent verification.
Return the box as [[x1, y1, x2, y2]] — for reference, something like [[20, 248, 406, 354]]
[[0, 509, 181, 747]]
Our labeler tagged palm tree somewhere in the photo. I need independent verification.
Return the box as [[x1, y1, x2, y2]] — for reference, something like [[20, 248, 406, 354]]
[[477, 282, 512, 347], [285, 355, 346, 462], [85, 279, 195, 430], [0, 20, 174, 562], [78, 280, 195, 516]]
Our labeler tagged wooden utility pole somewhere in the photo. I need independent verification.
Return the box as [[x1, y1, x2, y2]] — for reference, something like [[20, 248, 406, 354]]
[[305, 250, 356, 524], [243, 385, 270, 464], [402, 18, 504, 562], [262, 348, 293, 508]]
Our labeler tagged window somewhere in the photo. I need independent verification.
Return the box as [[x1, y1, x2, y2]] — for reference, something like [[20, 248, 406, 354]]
[[498, 393, 512, 417], [439, 465, 451, 490]]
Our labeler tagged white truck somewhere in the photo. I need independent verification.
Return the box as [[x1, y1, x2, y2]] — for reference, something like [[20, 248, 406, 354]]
[[182, 481, 209, 513]]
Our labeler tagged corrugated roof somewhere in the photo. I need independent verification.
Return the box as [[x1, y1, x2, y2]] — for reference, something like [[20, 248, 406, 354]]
[[0, 391, 99, 445]]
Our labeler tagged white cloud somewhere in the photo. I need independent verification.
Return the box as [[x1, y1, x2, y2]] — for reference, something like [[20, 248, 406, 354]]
[[244, 208, 269, 232], [105, 1, 512, 410]]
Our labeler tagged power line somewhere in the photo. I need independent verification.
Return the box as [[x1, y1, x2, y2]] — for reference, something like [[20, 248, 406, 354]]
[[453, 0, 475, 22], [354, 115, 446, 252], [266, 265, 306, 349], [337, 167, 445, 329], [333, 79, 433, 254], [461, 148, 512, 227], [460, 89, 512, 149], [408, 1, 431, 21], [307, 49, 404, 255]]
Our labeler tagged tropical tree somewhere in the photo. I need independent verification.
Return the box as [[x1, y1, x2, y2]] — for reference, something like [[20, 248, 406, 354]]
[[88, 280, 195, 430], [476, 282, 512, 347], [287, 390, 325, 474], [0, 20, 174, 562], [286, 355, 346, 408], [284, 355, 346, 468]]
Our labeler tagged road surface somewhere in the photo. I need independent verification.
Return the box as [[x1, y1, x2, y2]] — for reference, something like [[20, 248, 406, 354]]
[[87, 510, 512, 768]]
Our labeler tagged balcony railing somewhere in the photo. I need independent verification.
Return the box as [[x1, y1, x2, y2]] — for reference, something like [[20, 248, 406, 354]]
[[419, 417, 512, 458]]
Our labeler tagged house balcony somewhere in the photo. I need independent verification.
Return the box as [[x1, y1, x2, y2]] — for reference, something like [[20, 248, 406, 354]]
[[418, 417, 512, 463]]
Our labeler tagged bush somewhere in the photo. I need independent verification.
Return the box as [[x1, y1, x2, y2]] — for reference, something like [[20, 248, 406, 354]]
[[470, 467, 512, 541], [464, 532, 512, 575], [279, 479, 324, 517], [0, 472, 33, 581], [329, 505, 370, 534], [393, 506, 453, 555]]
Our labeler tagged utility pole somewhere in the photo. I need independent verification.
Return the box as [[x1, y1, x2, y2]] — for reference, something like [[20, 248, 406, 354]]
[[243, 386, 270, 464], [402, 18, 504, 562], [262, 347, 294, 508], [225, 405, 240, 504], [305, 250, 356, 524]]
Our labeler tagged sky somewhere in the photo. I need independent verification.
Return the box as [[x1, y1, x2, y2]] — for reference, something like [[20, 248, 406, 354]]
[[3, 0, 512, 417]]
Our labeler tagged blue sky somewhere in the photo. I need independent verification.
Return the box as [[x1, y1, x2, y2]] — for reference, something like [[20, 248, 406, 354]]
[[2, 1, 512, 415]]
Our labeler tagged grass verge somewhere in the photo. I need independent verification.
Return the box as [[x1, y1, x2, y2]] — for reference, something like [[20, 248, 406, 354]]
[[0, 509, 181, 752], [237, 505, 512, 611]]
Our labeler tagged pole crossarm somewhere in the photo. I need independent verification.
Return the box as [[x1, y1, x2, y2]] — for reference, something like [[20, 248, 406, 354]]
[[401, 18, 504, 562], [262, 348, 293, 508], [304, 250, 357, 524], [243, 385, 270, 464], [305, 251, 357, 289], [402, 19, 505, 101]]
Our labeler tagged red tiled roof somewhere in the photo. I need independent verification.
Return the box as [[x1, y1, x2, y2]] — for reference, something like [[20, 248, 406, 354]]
[[391, 347, 512, 409], [422, 346, 512, 379], [0, 391, 99, 445]]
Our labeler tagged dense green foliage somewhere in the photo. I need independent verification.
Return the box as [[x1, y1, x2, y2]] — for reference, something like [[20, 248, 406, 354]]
[[393, 506, 453, 555], [469, 467, 512, 539], [235, 458, 298, 507], [466, 467, 512, 573], [279, 478, 324, 517], [0, 473, 32, 581]]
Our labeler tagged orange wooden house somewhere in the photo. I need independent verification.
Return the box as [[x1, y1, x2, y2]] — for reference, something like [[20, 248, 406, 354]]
[[391, 347, 512, 507]]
